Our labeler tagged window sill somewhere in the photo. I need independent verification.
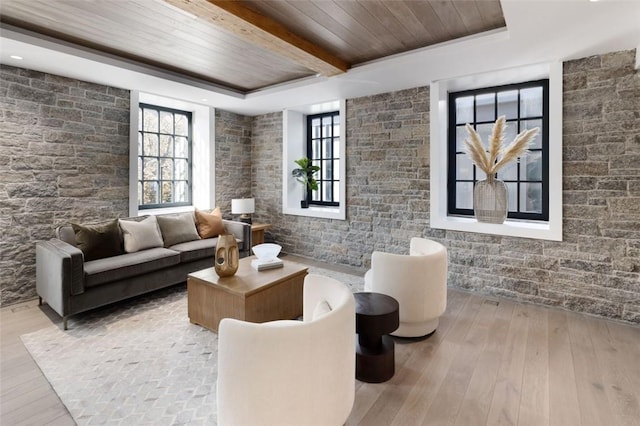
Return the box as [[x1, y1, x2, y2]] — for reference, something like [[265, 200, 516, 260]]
[[430, 215, 561, 241], [283, 205, 344, 220]]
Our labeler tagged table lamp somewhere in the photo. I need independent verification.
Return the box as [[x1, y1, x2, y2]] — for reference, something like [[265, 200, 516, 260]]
[[231, 198, 255, 224]]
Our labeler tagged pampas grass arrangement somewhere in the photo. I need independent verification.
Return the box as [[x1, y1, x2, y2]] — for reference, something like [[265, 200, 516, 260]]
[[464, 116, 540, 178]]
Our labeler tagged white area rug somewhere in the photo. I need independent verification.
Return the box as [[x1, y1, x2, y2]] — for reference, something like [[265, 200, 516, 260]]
[[21, 265, 364, 425]]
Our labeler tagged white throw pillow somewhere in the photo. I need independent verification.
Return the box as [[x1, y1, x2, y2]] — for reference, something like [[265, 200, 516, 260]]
[[118, 216, 164, 253]]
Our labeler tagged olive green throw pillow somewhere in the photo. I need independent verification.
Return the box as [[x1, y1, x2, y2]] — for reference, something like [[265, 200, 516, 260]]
[[71, 219, 123, 261]]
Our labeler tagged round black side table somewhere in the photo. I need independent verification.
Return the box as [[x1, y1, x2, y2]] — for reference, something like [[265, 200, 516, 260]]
[[354, 292, 400, 383]]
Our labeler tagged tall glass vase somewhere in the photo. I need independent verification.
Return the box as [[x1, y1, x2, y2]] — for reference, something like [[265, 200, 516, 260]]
[[474, 177, 508, 224]]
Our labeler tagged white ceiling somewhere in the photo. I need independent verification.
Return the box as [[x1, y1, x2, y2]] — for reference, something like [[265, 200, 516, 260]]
[[1, 0, 639, 116]]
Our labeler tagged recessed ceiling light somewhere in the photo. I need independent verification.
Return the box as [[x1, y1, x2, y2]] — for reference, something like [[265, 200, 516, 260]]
[[10, 55, 23, 60], [201, 98, 208, 102]]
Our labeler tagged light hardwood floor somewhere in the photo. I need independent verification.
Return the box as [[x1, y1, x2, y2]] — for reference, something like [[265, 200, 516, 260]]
[[2, 257, 639, 425]]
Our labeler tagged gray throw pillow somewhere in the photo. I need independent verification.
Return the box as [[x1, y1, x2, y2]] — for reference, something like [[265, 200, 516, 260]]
[[118, 216, 164, 253], [156, 212, 200, 247]]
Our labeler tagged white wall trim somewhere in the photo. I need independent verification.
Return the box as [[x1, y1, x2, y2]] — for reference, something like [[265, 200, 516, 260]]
[[128, 90, 140, 216], [429, 62, 563, 241]]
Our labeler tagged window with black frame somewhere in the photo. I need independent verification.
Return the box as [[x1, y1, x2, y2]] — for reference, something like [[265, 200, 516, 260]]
[[138, 104, 192, 209], [307, 111, 340, 206], [448, 80, 549, 221]]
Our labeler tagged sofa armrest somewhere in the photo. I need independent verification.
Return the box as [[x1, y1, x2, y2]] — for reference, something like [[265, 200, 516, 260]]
[[222, 220, 252, 257], [36, 239, 85, 317]]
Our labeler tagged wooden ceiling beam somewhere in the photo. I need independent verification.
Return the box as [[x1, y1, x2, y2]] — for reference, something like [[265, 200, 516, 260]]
[[163, 0, 349, 76]]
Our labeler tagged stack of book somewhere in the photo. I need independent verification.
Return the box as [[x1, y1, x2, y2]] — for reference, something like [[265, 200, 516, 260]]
[[251, 258, 284, 271]]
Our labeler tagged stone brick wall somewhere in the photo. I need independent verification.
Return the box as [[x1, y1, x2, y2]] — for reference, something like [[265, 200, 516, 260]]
[[253, 49, 639, 323], [251, 89, 433, 266], [452, 49, 638, 323], [345, 88, 432, 262], [549, 49, 639, 322], [214, 109, 252, 216], [0, 65, 130, 306], [251, 113, 283, 227], [1, 49, 637, 323]]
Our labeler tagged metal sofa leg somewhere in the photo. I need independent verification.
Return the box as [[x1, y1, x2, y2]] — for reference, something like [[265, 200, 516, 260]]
[[38, 296, 42, 306], [63, 317, 68, 330]]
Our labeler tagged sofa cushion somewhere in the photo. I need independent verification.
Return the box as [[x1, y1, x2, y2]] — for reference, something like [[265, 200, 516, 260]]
[[195, 208, 225, 239], [119, 216, 164, 253], [169, 237, 218, 263], [71, 219, 123, 261], [83, 248, 181, 288], [156, 212, 200, 247], [169, 237, 244, 263]]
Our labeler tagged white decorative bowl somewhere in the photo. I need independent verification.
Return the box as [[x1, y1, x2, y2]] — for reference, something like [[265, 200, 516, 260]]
[[252, 243, 282, 261]]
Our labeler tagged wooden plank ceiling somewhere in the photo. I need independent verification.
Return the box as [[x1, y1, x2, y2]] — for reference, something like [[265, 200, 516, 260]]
[[0, 0, 505, 93]]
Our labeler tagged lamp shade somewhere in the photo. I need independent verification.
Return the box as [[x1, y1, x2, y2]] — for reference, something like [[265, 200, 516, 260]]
[[231, 198, 255, 215]]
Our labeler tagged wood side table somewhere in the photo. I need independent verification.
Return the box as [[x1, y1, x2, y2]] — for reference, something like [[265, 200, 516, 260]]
[[251, 223, 271, 247], [354, 292, 400, 383]]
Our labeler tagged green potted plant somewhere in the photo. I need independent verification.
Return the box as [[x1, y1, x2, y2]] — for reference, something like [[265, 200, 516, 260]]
[[292, 157, 320, 208]]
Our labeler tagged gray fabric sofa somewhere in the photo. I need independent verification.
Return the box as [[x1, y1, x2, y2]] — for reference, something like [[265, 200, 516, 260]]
[[36, 214, 251, 329]]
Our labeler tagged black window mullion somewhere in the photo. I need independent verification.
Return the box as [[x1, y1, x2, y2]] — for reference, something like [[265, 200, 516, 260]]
[[306, 115, 312, 203], [447, 95, 458, 216], [516, 90, 522, 213], [320, 115, 324, 202], [541, 79, 550, 220], [171, 112, 175, 203], [472, 96, 477, 183]]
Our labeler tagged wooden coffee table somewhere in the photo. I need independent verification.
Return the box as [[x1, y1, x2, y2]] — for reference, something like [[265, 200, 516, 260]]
[[187, 257, 308, 332]]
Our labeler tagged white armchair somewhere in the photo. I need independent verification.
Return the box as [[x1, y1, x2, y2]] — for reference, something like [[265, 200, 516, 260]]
[[216, 274, 356, 426], [364, 237, 447, 338]]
